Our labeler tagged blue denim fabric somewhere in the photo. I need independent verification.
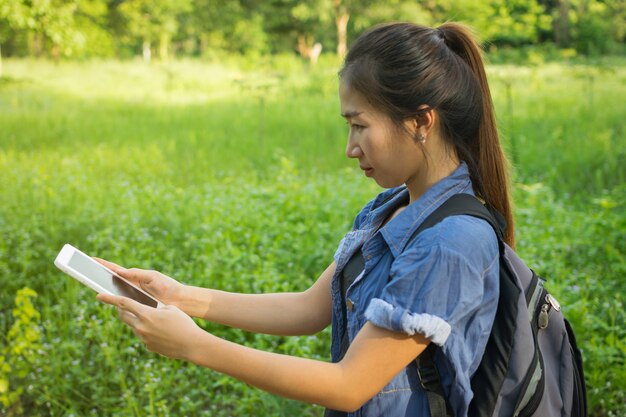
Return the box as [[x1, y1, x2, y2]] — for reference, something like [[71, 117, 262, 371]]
[[330, 162, 499, 417]]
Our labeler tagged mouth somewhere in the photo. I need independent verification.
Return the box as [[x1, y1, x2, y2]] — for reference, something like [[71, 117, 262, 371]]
[[360, 165, 374, 176]]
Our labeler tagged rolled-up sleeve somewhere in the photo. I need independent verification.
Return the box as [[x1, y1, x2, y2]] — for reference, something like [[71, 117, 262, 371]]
[[364, 241, 498, 347]]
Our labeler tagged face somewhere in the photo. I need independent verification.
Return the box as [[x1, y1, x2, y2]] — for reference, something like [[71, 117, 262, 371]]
[[339, 82, 425, 190]]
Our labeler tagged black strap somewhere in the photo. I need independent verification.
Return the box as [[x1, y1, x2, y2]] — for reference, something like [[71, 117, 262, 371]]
[[412, 193, 506, 417], [323, 408, 347, 417], [414, 193, 505, 246], [416, 344, 454, 417]]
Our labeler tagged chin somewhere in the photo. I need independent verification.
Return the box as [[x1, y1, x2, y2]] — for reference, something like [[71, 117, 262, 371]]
[[374, 178, 404, 189]]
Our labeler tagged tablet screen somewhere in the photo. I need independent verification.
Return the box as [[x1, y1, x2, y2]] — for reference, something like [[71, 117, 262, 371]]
[[68, 251, 158, 307]]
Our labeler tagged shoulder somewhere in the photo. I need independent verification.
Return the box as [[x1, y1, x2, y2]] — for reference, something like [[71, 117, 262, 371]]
[[401, 215, 499, 273], [431, 215, 498, 254]]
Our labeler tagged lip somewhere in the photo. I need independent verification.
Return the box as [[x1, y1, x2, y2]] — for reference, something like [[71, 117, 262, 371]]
[[360, 165, 374, 176]]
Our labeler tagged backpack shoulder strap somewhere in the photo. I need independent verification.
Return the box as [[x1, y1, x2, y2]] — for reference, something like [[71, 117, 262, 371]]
[[413, 193, 507, 417], [413, 193, 506, 245]]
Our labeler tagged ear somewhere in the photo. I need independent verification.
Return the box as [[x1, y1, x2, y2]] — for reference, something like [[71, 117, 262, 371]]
[[403, 105, 437, 142], [415, 105, 437, 137]]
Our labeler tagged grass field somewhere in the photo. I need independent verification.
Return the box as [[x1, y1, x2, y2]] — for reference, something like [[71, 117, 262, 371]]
[[1, 56, 625, 416]]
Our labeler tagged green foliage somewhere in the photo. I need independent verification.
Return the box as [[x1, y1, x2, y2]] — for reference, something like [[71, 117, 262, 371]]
[[0, 288, 43, 415], [419, 0, 551, 46], [118, 0, 192, 59], [569, 0, 625, 55], [2, 0, 626, 59], [0, 57, 625, 416]]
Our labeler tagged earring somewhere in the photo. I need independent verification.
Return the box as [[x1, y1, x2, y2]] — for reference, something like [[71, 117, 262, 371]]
[[418, 134, 426, 144]]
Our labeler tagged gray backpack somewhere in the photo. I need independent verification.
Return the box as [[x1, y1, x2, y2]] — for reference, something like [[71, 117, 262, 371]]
[[415, 193, 587, 417]]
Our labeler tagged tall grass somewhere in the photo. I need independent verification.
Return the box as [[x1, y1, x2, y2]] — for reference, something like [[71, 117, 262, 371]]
[[0, 57, 624, 416]]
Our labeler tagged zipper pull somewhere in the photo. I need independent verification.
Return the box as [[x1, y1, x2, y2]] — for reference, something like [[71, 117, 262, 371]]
[[546, 293, 561, 312], [537, 293, 561, 329]]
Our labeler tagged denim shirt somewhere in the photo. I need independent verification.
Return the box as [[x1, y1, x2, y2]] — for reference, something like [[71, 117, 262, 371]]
[[330, 162, 499, 417]]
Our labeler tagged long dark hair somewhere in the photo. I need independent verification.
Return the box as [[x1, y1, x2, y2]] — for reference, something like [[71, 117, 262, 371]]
[[340, 22, 515, 247]]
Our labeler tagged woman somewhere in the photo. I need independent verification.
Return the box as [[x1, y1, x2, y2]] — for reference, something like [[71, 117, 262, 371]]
[[97, 22, 514, 416]]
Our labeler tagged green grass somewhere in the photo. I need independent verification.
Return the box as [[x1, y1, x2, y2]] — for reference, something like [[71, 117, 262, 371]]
[[1, 56, 625, 416]]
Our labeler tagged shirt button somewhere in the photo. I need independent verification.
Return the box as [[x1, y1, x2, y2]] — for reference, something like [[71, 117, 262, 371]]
[[346, 299, 354, 311]]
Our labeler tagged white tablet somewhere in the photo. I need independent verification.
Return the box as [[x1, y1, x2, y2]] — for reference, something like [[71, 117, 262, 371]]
[[54, 244, 160, 308]]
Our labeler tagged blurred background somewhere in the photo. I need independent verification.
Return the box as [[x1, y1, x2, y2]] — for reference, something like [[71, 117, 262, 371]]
[[1, 1, 625, 416], [1, 0, 625, 63]]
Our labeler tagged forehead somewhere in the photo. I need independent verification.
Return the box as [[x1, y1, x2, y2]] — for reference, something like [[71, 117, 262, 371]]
[[339, 82, 370, 115], [339, 83, 393, 125]]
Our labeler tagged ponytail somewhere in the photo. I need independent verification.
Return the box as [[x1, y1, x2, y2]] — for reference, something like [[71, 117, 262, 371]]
[[438, 23, 514, 247], [340, 22, 515, 247]]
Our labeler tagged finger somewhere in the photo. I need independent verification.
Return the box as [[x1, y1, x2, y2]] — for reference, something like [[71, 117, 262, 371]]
[[93, 258, 145, 287], [118, 308, 140, 327], [92, 257, 144, 287], [97, 294, 147, 319], [93, 257, 125, 274], [119, 267, 153, 287], [97, 293, 123, 306]]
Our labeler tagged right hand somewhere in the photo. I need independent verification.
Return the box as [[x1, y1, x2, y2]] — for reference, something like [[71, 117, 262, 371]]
[[94, 258, 186, 307]]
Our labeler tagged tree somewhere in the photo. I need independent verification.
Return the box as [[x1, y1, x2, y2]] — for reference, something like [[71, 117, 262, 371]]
[[333, 0, 350, 57], [332, 0, 406, 58], [118, 0, 191, 61], [274, 0, 332, 61], [420, 0, 551, 47], [0, 0, 30, 76], [0, 0, 103, 61], [570, 0, 615, 54]]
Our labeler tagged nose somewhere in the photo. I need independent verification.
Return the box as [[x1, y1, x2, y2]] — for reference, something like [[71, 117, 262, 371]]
[[345, 135, 363, 159]]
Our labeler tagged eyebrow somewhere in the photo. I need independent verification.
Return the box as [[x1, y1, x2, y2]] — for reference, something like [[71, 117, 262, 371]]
[[341, 111, 363, 119]]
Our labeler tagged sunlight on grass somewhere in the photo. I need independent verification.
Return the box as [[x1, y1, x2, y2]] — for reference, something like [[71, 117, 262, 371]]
[[1, 57, 625, 416]]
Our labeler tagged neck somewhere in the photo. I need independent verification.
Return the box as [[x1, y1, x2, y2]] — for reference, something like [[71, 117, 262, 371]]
[[406, 153, 460, 204]]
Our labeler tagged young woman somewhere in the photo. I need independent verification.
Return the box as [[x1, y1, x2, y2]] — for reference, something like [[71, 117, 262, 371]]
[[97, 21, 514, 416]]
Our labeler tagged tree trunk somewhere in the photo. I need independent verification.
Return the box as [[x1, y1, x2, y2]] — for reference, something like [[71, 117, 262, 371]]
[[51, 44, 61, 63], [143, 40, 151, 63], [555, 0, 570, 47], [297, 35, 323, 65], [334, 0, 350, 58], [159, 32, 169, 61], [199, 34, 208, 56], [28, 32, 45, 57], [0, 43, 3, 78]]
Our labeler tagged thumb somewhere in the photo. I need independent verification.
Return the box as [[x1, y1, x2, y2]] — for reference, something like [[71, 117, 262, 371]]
[[117, 267, 152, 287]]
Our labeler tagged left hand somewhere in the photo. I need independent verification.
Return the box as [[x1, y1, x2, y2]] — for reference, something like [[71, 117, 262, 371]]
[[97, 293, 204, 360]]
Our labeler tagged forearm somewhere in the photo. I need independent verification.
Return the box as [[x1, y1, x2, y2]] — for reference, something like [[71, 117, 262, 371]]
[[177, 263, 335, 336], [184, 322, 429, 412], [187, 331, 362, 411], [178, 287, 326, 336]]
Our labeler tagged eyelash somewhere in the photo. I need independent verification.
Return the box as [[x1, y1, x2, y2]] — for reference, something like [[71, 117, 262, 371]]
[[346, 121, 365, 130]]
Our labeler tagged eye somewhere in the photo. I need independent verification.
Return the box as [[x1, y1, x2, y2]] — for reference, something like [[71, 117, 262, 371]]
[[346, 121, 365, 131]]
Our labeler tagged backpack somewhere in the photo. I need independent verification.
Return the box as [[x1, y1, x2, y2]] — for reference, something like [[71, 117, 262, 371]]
[[414, 193, 588, 417]]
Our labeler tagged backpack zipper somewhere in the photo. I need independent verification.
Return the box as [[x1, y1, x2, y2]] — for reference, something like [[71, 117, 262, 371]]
[[517, 290, 562, 416], [517, 353, 546, 417], [514, 284, 551, 417]]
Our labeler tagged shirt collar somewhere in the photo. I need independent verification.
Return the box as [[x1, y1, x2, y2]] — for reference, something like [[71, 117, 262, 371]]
[[378, 161, 474, 258]]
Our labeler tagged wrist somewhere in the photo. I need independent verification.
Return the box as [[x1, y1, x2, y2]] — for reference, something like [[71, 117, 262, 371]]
[[184, 329, 219, 365], [176, 284, 212, 319], [171, 283, 190, 311], [175, 283, 188, 305]]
